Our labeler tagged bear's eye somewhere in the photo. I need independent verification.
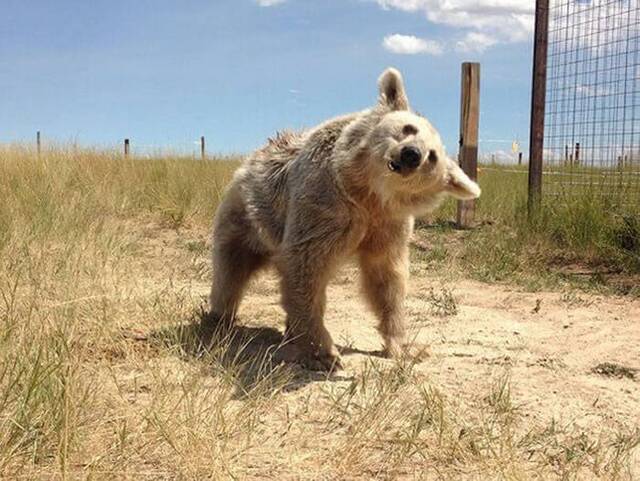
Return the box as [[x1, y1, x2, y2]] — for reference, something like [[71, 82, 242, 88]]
[[402, 124, 418, 136], [428, 150, 438, 163]]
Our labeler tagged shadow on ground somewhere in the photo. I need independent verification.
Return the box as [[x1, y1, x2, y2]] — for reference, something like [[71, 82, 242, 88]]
[[146, 311, 376, 397]]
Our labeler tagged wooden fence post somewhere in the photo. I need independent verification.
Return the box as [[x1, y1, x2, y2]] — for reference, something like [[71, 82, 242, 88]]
[[124, 138, 130, 157], [37, 131, 41, 156], [528, 0, 549, 213], [518, 152, 523, 165], [201, 136, 206, 160], [456, 62, 480, 229]]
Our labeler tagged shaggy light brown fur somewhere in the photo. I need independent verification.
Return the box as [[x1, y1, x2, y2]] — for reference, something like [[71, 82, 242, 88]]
[[206, 68, 480, 371]]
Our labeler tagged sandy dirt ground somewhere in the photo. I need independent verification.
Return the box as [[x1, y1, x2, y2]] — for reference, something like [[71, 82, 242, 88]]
[[236, 265, 640, 425], [227, 262, 640, 475], [113, 226, 640, 479]]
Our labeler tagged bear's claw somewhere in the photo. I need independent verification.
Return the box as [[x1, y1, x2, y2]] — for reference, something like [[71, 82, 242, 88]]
[[274, 342, 343, 372], [302, 352, 344, 372]]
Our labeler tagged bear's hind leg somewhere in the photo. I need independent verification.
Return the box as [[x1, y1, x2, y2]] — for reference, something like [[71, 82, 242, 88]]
[[205, 238, 268, 336]]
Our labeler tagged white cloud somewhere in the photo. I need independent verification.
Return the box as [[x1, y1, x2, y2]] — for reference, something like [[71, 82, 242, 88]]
[[256, 0, 286, 6], [456, 32, 498, 53], [551, 0, 640, 55], [479, 149, 518, 164], [575, 84, 611, 97], [376, 0, 534, 51], [383, 34, 444, 55]]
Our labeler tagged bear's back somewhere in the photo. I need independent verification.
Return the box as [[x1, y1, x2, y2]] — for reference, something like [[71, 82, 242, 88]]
[[240, 114, 358, 250]]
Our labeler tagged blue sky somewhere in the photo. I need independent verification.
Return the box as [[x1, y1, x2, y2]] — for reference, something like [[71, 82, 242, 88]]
[[0, 0, 534, 158]]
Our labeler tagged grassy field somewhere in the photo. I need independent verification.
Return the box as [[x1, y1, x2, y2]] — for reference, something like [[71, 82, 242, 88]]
[[423, 164, 640, 294], [0, 145, 638, 480]]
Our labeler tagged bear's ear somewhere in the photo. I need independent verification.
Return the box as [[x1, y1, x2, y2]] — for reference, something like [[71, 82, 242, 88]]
[[378, 68, 410, 111], [444, 158, 481, 200]]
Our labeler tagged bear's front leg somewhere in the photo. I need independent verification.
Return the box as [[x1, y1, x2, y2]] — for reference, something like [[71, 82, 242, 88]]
[[277, 246, 343, 372], [359, 242, 410, 359]]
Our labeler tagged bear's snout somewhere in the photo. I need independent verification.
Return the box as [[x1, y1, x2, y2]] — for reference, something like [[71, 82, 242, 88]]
[[388, 145, 422, 175], [400, 146, 422, 169]]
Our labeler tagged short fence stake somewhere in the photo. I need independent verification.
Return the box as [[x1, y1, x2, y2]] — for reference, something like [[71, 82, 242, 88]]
[[201, 136, 206, 160], [456, 62, 480, 229], [124, 138, 130, 157], [37, 131, 41, 156]]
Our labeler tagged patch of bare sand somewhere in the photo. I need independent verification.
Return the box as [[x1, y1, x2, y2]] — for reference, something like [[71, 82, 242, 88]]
[[102, 226, 639, 479], [237, 266, 640, 413], [229, 265, 640, 472]]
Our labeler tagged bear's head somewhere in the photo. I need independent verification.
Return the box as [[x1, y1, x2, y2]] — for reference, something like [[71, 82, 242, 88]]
[[358, 68, 481, 212]]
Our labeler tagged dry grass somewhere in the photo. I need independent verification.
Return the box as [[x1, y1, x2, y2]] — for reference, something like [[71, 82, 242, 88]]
[[417, 164, 640, 294], [0, 146, 638, 479]]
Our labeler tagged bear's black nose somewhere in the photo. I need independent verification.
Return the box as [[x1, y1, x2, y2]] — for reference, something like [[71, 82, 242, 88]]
[[400, 146, 422, 169]]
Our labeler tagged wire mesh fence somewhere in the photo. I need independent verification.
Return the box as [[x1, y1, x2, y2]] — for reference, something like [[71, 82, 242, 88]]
[[544, 0, 640, 209]]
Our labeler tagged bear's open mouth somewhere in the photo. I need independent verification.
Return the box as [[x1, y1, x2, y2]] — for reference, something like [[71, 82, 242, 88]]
[[387, 160, 401, 173]]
